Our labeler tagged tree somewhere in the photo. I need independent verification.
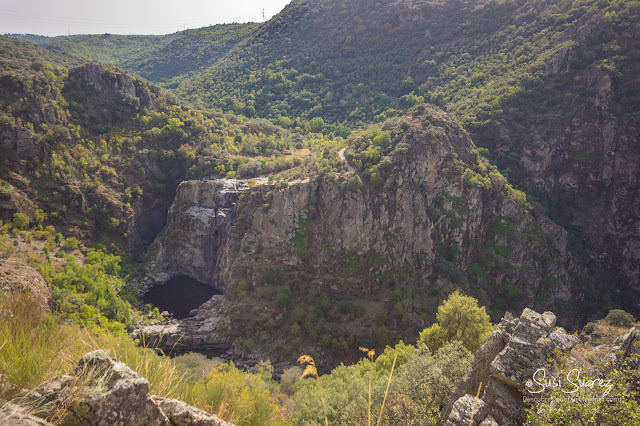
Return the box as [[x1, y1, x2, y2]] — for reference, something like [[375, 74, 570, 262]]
[[12, 212, 29, 230], [61, 237, 79, 251], [346, 174, 363, 191], [309, 116, 325, 133], [418, 290, 493, 353]]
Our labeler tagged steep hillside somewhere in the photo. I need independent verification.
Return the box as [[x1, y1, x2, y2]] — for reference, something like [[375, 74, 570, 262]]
[[179, 0, 639, 124], [9, 23, 259, 87], [140, 106, 598, 364], [175, 0, 640, 316], [0, 36, 339, 258]]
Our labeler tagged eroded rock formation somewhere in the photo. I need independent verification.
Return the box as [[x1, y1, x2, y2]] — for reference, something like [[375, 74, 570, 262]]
[[443, 308, 579, 426]]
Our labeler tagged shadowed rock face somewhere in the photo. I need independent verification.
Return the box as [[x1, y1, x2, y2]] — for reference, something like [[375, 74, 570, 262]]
[[142, 275, 219, 319]]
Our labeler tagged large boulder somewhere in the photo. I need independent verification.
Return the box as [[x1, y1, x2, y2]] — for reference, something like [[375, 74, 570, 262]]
[[443, 308, 579, 426], [29, 350, 233, 426]]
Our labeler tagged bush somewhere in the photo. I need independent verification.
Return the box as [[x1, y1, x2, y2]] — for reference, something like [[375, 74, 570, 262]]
[[275, 286, 291, 310], [187, 362, 280, 425], [582, 321, 597, 334], [61, 237, 79, 251], [346, 174, 363, 191], [280, 366, 303, 395], [526, 354, 640, 425], [418, 290, 493, 353], [605, 309, 636, 326], [12, 212, 29, 230]]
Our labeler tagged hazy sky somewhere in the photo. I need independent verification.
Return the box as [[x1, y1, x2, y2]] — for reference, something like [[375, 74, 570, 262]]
[[0, 0, 292, 36]]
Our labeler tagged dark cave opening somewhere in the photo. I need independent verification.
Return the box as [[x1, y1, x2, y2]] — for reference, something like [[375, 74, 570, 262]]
[[143, 275, 219, 320]]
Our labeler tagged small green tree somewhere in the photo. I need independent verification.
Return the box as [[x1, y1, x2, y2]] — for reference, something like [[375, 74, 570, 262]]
[[12, 213, 29, 230], [309, 117, 325, 133], [418, 290, 493, 353], [61, 237, 79, 251], [34, 209, 47, 226], [346, 174, 363, 191]]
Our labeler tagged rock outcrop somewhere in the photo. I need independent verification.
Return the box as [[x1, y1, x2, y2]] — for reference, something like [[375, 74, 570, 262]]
[[144, 179, 240, 290], [0, 259, 51, 312], [443, 308, 579, 426], [29, 350, 233, 426], [142, 107, 584, 360], [66, 63, 160, 124], [0, 402, 49, 425], [135, 295, 234, 353], [605, 327, 639, 368]]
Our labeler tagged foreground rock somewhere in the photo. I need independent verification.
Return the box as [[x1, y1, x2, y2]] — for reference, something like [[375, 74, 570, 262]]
[[443, 308, 579, 426], [28, 350, 233, 426], [0, 402, 48, 425]]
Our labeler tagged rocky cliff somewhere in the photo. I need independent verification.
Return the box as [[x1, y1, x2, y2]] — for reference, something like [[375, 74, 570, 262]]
[[142, 107, 589, 362], [442, 309, 579, 426]]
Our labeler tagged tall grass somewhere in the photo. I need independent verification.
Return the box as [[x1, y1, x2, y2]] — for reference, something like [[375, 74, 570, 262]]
[[360, 347, 375, 426], [0, 292, 283, 425], [298, 355, 329, 426], [0, 292, 80, 400]]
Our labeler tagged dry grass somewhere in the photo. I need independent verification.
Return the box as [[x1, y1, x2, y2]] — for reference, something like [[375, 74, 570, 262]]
[[360, 347, 375, 426], [376, 352, 397, 426], [298, 355, 328, 426]]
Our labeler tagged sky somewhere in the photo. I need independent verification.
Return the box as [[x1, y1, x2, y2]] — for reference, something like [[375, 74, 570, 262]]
[[0, 0, 292, 36]]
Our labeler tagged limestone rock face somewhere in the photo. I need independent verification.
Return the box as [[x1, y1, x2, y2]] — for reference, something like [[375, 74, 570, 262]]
[[30, 350, 233, 426], [605, 327, 639, 368], [66, 63, 160, 125], [0, 402, 49, 425], [443, 309, 579, 426], [152, 397, 234, 426], [0, 185, 36, 223]]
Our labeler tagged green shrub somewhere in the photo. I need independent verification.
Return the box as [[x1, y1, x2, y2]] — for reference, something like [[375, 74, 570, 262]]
[[280, 366, 303, 395], [12, 212, 29, 230], [418, 290, 493, 353], [526, 354, 640, 425], [346, 174, 363, 191], [61, 237, 79, 251], [186, 362, 280, 425], [582, 321, 597, 334], [605, 309, 636, 326]]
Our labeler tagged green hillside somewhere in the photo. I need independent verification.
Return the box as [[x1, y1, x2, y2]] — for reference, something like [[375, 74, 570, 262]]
[[9, 23, 259, 87], [0, 35, 345, 256], [178, 0, 639, 124]]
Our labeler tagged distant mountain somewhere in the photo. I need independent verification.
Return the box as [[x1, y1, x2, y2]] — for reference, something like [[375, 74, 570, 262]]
[[8, 23, 259, 87]]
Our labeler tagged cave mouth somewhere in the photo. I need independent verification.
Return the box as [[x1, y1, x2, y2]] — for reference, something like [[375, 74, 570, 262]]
[[143, 275, 219, 320]]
